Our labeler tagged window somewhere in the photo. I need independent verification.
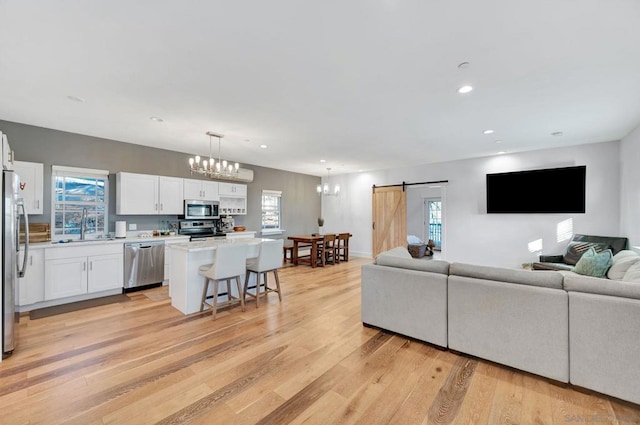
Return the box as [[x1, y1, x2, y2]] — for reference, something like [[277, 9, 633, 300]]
[[261, 190, 282, 235], [426, 198, 442, 249], [51, 166, 109, 240]]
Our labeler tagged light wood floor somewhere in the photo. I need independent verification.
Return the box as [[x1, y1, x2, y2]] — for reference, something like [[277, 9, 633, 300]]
[[2, 258, 639, 425]]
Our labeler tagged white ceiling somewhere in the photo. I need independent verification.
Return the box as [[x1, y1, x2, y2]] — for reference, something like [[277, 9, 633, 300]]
[[1, 1, 639, 177]]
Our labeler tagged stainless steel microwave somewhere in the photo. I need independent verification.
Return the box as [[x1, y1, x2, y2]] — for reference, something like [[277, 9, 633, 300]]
[[183, 199, 219, 220]]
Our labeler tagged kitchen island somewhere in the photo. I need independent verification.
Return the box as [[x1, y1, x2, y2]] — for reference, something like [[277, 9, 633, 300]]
[[169, 237, 274, 315]]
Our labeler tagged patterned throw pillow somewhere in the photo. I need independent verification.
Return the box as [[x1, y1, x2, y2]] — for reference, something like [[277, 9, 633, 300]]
[[573, 247, 613, 278]]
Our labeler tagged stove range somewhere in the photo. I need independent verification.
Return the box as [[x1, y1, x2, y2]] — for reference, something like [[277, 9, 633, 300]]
[[178, 220, 225, 241]]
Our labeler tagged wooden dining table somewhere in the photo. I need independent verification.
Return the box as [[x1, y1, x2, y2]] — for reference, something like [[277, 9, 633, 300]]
[[287, 235, 324, 267]]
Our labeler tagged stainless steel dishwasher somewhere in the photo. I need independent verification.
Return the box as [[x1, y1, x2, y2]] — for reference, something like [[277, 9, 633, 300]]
[[124, 240, 165, 291]]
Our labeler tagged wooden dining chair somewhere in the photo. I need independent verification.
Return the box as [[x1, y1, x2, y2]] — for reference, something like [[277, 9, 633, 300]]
[[336, 233, 351, 263], [317, 234, 337, 266]]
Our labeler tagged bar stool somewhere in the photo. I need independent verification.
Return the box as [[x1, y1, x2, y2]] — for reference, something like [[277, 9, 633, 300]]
[[199, 243, 247, 319], [244, 239, 284, 307]]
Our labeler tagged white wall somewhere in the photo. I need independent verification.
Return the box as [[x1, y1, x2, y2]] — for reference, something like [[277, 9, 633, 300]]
[[322, 141, 622, 268], [620, 123, 640, 251]]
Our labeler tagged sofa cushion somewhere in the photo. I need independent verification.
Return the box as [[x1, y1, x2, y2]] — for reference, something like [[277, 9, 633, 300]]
[[375, 246, 412, 261], [375, 255, 450, 274], [607, 251, 640, 280], [563, 241, 610, 265], [573, 247, 613, 278], [563, 271, 640, 300], [449, 262, 564, 289], [623, 261, 640, 283]]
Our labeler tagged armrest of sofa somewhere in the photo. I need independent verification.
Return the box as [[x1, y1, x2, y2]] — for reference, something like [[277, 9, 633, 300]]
[[539, 254, 564, 263]]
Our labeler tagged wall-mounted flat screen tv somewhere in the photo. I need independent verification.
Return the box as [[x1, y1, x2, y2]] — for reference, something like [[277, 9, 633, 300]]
[[486, 165, 586, 213]]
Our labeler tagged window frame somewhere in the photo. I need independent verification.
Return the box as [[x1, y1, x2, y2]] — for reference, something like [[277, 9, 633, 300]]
[[261, 189, 284, 235], [51, 165, 110, 241]]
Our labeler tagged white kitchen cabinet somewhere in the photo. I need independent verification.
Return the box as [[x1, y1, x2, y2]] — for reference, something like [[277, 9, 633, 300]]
[[13, 161, 44, 214], [183, 179, 219, 201], [219, 182, 247, 197], [45, 243, 124, 301], [219, 182, 247, 215], [87, 254, 124, 292], [46, 257, 88, 299], [18, 248, 45, 306], [116, 172, 184, 215]]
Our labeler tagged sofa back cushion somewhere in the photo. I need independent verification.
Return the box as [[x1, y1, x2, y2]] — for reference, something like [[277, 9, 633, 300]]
[[563, 271, 640, 300], [563, 241, 610, 265], [569, 234, 628, 256], [375, 248, 450, 274], [449, 262, 564, 289]]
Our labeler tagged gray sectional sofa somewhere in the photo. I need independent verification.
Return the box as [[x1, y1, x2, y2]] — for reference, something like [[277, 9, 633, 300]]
[[361, 246, 640, 405]]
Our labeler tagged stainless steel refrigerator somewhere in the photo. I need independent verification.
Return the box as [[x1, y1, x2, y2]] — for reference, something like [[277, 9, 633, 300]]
[[2, 132, 29, 358]]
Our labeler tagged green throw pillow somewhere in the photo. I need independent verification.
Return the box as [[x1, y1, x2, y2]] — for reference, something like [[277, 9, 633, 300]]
[[573, 247, 613, 278]]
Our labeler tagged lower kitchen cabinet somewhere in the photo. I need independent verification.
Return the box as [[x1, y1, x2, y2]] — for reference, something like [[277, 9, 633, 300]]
[[18, 248, 45, 306], [44, 244, 124, 301]]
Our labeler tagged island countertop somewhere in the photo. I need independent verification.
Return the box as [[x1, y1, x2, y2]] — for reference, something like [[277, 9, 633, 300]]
[[168, 237, 274, 253], [168, 237, 278, 314]]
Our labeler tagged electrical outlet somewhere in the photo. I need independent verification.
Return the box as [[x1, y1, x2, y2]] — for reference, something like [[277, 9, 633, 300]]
[[129, 223, 137, 230]]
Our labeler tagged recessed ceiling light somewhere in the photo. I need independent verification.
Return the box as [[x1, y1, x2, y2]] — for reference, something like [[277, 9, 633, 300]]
[[259, 144, 267, 149], [320, 159, 326, 163], [149, 116, 163, 122], [67, 95, 85, 103], [358, 169, 363, 172], [551, 131, 563, 136], [497, 151, 507, 155], [457, 85, 473, 94], [495, 140, 503, 144], [483, 129, 494, 135]]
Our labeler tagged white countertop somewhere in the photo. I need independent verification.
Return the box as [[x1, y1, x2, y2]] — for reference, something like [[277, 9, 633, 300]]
[[26, 234, 190, 249], [170, 237, 274, 253]]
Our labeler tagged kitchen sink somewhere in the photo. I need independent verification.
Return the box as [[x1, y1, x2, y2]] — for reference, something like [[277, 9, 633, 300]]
[[53, 237, 116, 244]]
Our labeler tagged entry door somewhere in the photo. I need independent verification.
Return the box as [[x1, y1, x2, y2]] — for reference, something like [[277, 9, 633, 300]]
[[372, 186, 406, 257]]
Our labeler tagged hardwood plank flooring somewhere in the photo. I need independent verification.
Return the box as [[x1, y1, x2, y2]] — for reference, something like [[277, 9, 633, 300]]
[[1, 258, 639, 424]]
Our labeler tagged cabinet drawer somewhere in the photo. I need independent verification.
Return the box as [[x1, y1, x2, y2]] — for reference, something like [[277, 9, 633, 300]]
[[46, 243, 124, 260]]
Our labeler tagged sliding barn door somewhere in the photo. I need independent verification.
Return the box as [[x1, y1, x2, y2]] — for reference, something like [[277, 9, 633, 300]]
[[372, 186, 406, 257]]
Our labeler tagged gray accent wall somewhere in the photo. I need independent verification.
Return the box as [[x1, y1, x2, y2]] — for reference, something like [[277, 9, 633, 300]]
[[2, 120, 321, 238]]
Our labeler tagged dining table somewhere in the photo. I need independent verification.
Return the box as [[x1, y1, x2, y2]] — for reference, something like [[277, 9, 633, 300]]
[[287, 234, 324, 267]]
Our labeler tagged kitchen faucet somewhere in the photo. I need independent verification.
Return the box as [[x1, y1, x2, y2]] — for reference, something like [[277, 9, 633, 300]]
[[80, 207, 88, 240]]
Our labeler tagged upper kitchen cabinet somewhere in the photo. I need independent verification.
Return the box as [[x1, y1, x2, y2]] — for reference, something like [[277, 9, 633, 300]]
[[13, 161, 44, 214], [218, 182, 247, 215], [116, 172, 184, 215], [183, 179, 219, 201], [219, 182, 247, 197]]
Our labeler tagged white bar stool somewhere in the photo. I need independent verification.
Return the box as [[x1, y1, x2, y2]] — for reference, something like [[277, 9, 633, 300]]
[[244, 239, 284, 307], [199, 243, 247, 319]]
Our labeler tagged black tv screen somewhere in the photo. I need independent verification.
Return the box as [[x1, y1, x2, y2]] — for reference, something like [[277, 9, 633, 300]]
[[486, 165, 586, 213]]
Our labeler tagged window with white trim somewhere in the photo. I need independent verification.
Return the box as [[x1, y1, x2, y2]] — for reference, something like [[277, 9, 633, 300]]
[[261, 190, 282, 234], [51, 166, 109, 240]]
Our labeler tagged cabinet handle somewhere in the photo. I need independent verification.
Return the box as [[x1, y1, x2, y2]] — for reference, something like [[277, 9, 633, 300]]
[[155, 203, 159, 211], [90, 261, 93, 271], [83, 262, 86, 271], [160, 203, 163, 211], [30, 255, 33, 266], [37, 200, 40, 209]]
